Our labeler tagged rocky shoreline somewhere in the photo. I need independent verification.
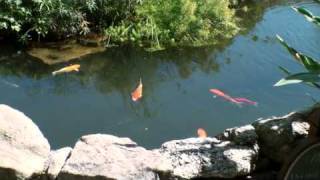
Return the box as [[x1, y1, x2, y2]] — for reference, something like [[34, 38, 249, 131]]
[[0, 104, 319, 180]]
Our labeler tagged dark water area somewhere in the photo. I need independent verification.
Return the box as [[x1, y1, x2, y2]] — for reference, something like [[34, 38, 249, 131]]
[[0, 1, 319, 149]]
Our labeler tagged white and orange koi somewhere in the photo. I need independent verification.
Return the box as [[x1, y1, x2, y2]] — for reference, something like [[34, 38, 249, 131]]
[[52, 64, 80, 76]]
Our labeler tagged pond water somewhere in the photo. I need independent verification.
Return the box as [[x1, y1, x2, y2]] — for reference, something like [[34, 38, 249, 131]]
[[0, 1, 319, 149]]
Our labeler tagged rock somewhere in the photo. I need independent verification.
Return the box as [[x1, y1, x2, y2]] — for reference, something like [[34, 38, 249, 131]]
[[58, 134, 159, 180], [216, 124, 258, 146], [0, 104, 50, 179], [46, 147, 72, 180], [153, 137, 258, 179], [305, 106, 320, 139], [27, 41, 105, 65], [253, 112, 310, 164]]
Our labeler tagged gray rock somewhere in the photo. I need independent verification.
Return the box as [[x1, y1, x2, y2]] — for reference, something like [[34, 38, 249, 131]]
[[47, 147, 72, 179], [58, 134, 159, 180], [216, 124, 258, 146], [0, 104, 50, 180], [253, 112, 310, 163], [154, 137, 258, 179]]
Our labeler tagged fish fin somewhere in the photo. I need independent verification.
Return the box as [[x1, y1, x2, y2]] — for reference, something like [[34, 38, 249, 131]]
[[52, 71, 57, 76], [74, 68, 79, 72]]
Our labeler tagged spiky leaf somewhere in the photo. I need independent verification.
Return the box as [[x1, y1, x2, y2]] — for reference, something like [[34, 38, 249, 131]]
[[276, 35, 320, 73], [292, 7, 320, 26]]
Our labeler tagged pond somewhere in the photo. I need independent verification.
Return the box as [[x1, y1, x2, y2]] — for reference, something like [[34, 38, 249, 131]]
[[0, 0, 319, 149]]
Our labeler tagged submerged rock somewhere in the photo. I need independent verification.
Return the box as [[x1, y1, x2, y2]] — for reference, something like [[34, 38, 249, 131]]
[[253, 112, 310, 164], [0, 104, 50, 180], [58, 134, 159, 180], [153, 137, 258, 179], [46, 147, 72, 180], [27, 41, 105, 65]]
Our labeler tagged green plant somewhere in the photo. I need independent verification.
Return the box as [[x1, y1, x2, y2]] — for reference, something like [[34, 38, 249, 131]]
[[105, 0, 239, 50], [274, 3, 320, 89]]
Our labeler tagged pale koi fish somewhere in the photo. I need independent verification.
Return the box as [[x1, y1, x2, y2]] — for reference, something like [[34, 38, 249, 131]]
[[52, 64, 80, 76], [131, 78, 143, 102], [209, 88, 257, 106], [1, 80, 19, 88], [197, 128, 207, 138], [233, 97, 257, 106]]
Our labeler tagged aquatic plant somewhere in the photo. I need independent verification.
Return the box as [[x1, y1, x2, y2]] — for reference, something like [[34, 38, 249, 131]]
[[274, 4, 320, 89]]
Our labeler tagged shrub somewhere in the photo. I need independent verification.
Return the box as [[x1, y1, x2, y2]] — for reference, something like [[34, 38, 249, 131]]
[[105, 0, 239, 50]]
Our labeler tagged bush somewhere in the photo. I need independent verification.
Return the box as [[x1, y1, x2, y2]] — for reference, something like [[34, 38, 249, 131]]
[[0, 0, 89, 42], [105, 0, 239, 50], [0, 0, 239, 50]]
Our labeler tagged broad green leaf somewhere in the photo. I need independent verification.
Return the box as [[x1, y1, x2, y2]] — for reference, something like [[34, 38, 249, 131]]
[[292, 7, 320, 26], [277, 66, 320, 89], [276, 35, 320, 73], [274, 72, 320, 86]]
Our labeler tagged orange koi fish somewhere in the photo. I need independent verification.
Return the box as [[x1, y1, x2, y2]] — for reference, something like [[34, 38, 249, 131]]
[[197, 128, 207, 138], [131, 78, 143, 102], [209, 89, 240, 104], [52, 64, 80, 76]]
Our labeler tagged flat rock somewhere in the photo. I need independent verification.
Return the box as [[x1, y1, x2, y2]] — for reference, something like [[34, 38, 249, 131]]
[[154, 137, 258, 179], [253, 112, 310, 163], [46, 147, 72, 180], [0, 104, 50, 179], [58, 134, 159, 180]]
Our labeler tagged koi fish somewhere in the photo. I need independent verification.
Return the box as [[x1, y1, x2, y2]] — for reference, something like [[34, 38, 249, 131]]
[[233, 97, 257, 106], [131, 78, 143, 102], [197, 128, 207, 138], [209, 88, 257, 106], [52, 64, 80, 76], [209, 89, 240, 104]]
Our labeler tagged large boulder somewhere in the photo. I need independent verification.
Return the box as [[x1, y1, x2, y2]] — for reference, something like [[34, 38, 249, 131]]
[[58, 134, 160, 180], [153, 137, 258, 179], [253, 112, 310, 164], [0, 104, 50, 180]]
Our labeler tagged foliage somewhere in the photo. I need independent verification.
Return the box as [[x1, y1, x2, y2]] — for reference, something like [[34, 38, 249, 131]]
[[105, 0, 239, 50], [274, 4, 320, 89], [0, 0, 89, 42], [0, 0, 238, 49]]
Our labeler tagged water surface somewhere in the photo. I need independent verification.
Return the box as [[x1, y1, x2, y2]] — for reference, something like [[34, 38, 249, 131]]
[[0, 1, 319, 149]]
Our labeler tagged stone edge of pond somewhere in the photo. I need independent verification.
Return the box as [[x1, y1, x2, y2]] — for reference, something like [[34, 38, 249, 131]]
[[0, 104, 319, 180]]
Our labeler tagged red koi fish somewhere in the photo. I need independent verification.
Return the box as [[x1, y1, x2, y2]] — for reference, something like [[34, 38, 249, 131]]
[[131, 78, 143, 102], [197, 128, 207, 138], [209, 89, 241, 104], [233, 97, 257, 106]]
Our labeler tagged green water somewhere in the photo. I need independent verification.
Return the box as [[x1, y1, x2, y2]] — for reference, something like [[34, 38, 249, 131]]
[[0, 1, 319, 149]]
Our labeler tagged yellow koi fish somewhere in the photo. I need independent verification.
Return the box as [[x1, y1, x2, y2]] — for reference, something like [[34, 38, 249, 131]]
[[52, 64, 80, 76]]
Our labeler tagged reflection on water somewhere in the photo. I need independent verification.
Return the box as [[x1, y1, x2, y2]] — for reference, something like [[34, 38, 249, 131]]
[[0, 1, 319, 149]]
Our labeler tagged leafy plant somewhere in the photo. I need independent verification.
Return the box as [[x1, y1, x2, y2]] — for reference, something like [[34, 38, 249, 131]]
[[105, 0, 239, 50], [274, 4, 320, 89]]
